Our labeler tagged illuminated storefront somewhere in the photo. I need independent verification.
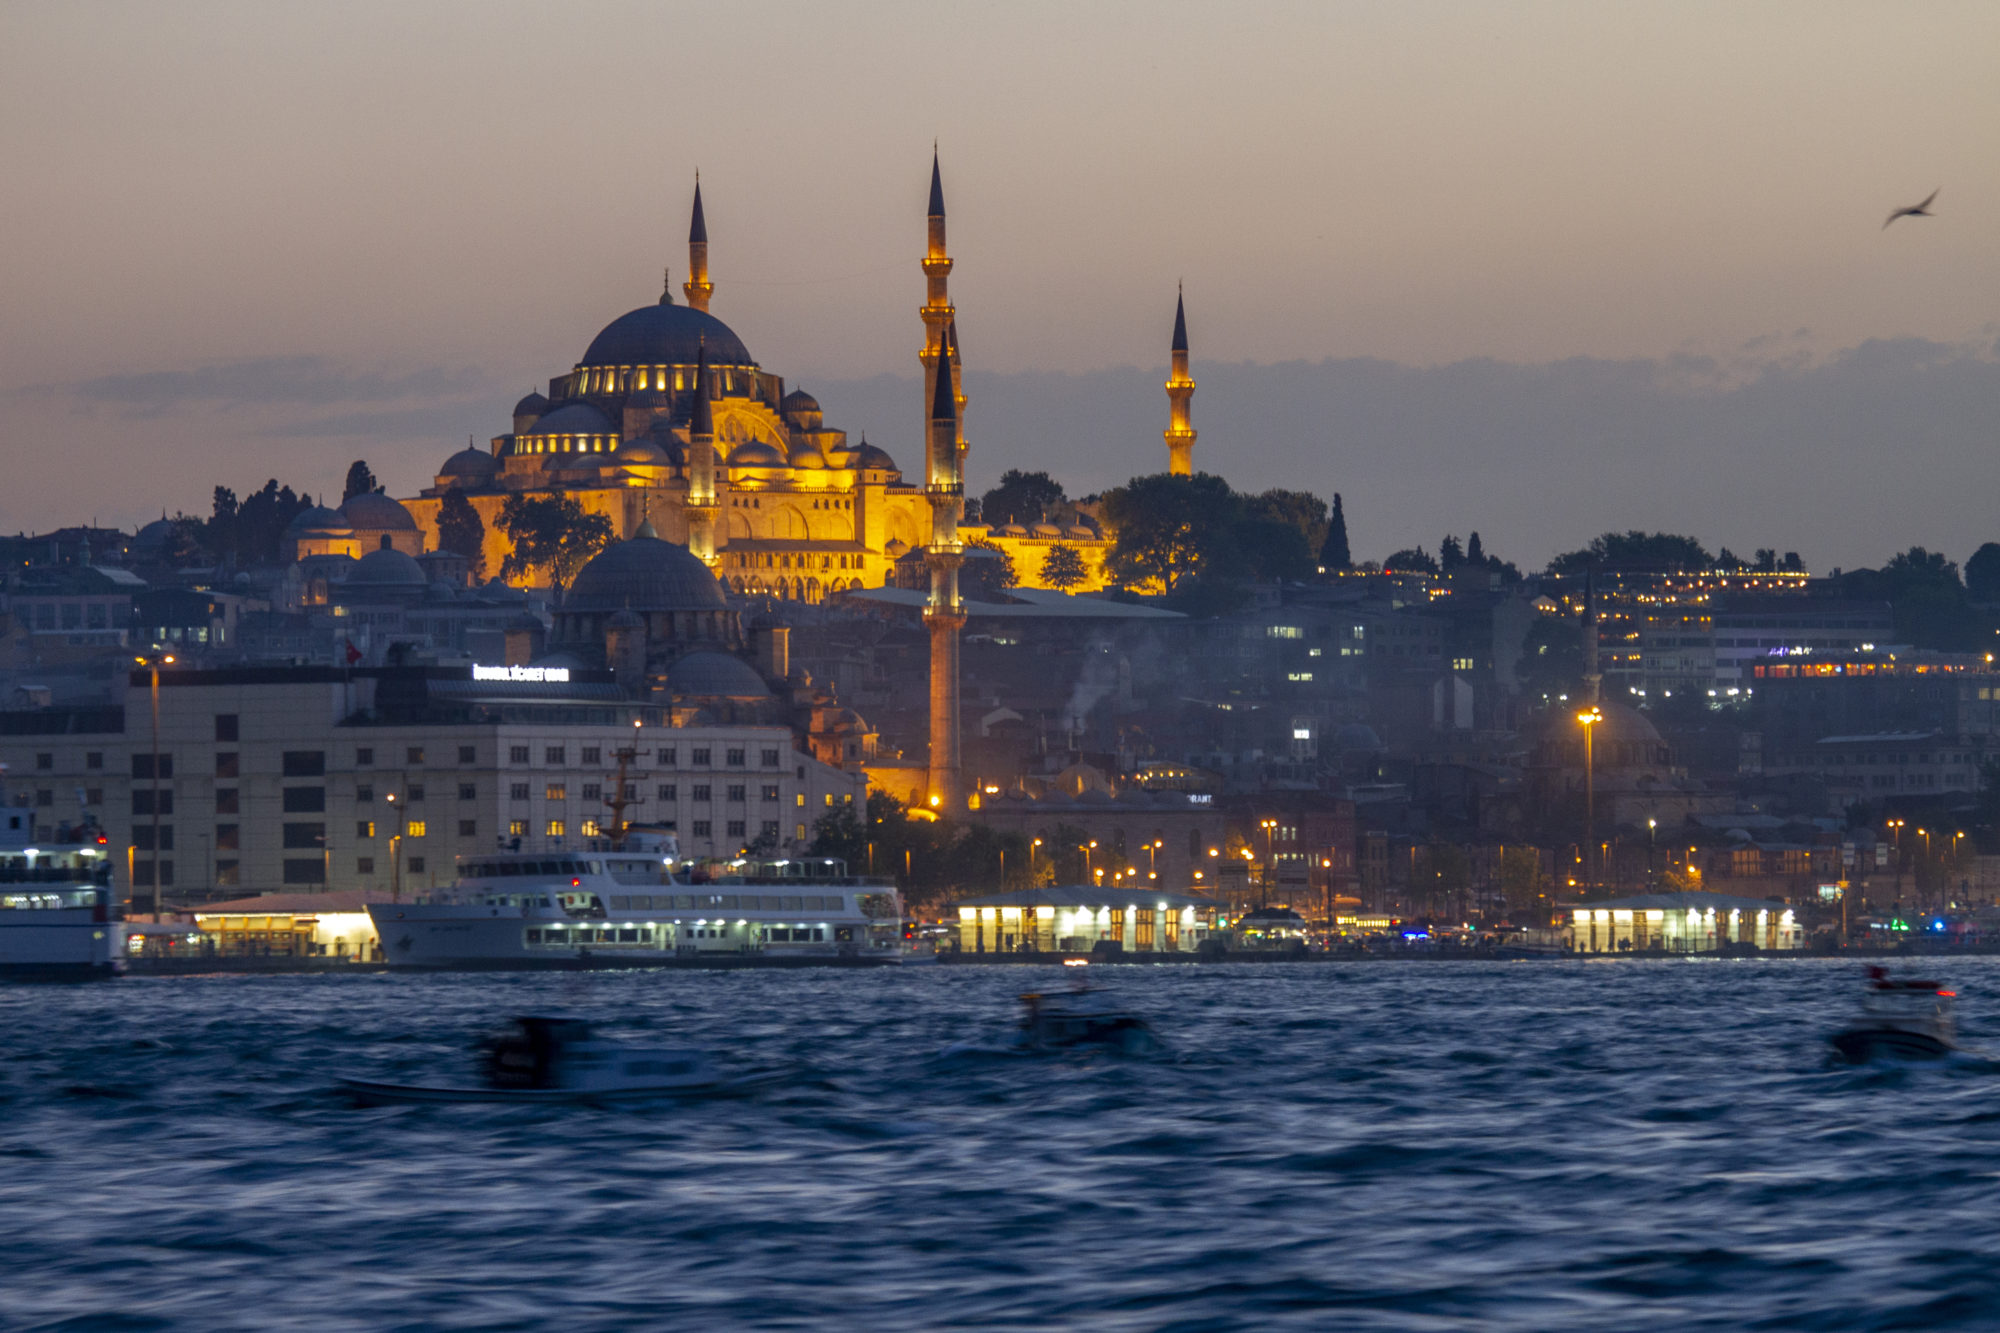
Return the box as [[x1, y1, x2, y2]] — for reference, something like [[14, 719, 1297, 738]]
[[954, 887, 1220, 955], [1566, 891, 1802, 954]]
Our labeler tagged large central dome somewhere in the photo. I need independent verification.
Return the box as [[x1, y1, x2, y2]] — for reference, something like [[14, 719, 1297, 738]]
[[564, 532, 727, 613], [580, 303, 753, 369]]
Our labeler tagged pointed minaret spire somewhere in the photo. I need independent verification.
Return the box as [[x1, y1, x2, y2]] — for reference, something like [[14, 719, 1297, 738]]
[[931, 323, 959, 424], [685, 336, 719, 568], [658, 266, 675, 306], [1164, 283, 1197, 475], [683, 174, 713, 312], [927, 146, 945, 219]]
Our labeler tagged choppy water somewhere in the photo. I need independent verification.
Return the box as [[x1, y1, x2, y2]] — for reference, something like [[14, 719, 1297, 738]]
[[5, 959, 2000, 1331]]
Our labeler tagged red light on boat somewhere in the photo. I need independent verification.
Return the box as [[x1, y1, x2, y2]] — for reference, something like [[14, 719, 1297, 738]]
[[571, 877, 581, 886], [1939, 990, 1957, 997]]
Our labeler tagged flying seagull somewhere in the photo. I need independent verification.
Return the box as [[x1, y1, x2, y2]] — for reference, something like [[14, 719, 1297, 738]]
[[1884, 188, 1939, 229]]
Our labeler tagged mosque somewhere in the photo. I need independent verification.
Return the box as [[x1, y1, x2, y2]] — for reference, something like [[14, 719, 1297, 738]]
[[395, 175, 1126, 601]]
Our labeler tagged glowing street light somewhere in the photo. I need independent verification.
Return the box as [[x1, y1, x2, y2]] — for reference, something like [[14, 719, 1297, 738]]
[[1578, 706, 1602, 893]]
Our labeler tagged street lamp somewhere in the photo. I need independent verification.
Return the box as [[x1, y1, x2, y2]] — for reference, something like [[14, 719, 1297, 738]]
[[386, 791, 406, 902], [1577, 706, 1603, 893], [133, 650, 174, 917]]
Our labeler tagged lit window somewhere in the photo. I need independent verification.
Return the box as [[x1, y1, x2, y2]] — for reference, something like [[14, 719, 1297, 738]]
[[406, 820, 426, 838], [581, 818, 601, 837], [508, 819, 527, 837], [1267, 626, 1303, 640], [545, 783, 567, 801], [546, 819, 566, 837], [1287, 672, 1314, 682]]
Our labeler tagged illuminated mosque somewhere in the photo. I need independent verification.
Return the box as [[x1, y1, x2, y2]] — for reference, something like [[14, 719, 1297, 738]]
[[399, 168, 1131, 601]]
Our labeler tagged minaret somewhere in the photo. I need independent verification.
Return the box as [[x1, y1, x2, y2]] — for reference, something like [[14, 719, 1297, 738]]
[[683, 175, 713, 313], [919, 147, 954, 442], [685, 338, 719, 567], [1165, 285, 1196, 475], [924, 321, 966, 812]]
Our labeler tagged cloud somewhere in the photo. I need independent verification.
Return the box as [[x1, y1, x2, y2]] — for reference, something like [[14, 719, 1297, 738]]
[[36, 356, 491, 417]]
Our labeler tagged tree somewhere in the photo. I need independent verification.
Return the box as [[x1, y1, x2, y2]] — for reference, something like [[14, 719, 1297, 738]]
[[1439, 535, 1465, 569], [436, 490, 487, 581], [1040, 543, 1088, 591], [1319, 493, 1352, 570], [230, 480, 312, 566], [1517, 611, 1584, 699], [1244, 488, 1328, 557], [1497, 847, 1550, 921], [1384, 546, 1439, 576], [960, 540, 1016, 599], [497, 494, 614, 593], [1967, 542, 2000, 602], [1466, 531, 1484, 566], [807, 802, 866, 867], [1099, 472, 1238, 592], [980, 469, 1067, 527], [342, 460, 380, 502], [1550, 532, 1712, 575]]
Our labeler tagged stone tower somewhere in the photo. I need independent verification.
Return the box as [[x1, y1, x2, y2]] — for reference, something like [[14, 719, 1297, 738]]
[[683, 175, 713, 313], [1165, 285, 1196, 476], [685, 339, 719, 567], [921, 152, 965, 811]]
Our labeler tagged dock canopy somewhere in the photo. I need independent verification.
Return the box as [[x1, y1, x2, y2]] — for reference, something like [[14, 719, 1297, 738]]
[[953, 885, 1221, 955]]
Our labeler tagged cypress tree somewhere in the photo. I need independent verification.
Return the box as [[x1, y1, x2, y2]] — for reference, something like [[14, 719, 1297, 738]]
[[1319, 493, 1352, 570]]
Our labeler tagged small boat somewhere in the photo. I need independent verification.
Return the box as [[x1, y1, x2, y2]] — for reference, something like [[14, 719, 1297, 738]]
[[1829, 968, 1959, 1063], [1016, 986, 1153, 1051], [339, 1016, 748, 1104]]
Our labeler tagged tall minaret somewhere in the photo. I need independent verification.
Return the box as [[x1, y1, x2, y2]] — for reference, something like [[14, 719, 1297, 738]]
[[924, 323, 966, 811], [920, 151, 965, 812], [685, 338, 719, 567], [1165, 285, 1196, 475], [683, 175, 713, 312]]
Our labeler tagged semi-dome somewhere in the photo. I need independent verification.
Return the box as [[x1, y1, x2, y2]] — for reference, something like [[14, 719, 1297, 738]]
[[339, 492, 418, 531], [788, 443, 826, 469], [727, 440, 786, 468], [513, 390, 550, 417], [565, 533, 726, 613], [580, 303, 753, 369], [523, 402, 614, 436], [853, 442, 899, 473], [780, 388, 820, 414], [612, 439, 671, 466], [438, 447, 498, 480], [667, 650, 771, 699], [348, 545, 427, 587], [286, 504, 351, 535]]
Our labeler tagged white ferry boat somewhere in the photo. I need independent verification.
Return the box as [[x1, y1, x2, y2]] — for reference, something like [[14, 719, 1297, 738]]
[[0, 797, 121, 981], [368, 840, 906, 969]]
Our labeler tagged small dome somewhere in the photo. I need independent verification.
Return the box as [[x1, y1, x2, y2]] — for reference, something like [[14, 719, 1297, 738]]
[[286, 504, 351, 536], [853, 442, 898, 473], [348, 546, 427, 587], [612, 439, 671, 466], [524, 402, 614, 437], [514, 390, 550, 418], [667, 650, 771, 699], [1333, 723, 1385, 752], [565, 533, 726, 613], [993, 523, 1027, 537], [607, 608, 645, 630], [580, 304, 753, 369], [781, 388, 821, 414], [439, 447, 497, 480], [1063, 525, 1095, 540], [340, 492, 417, 532], [134, 518, 178, 547], [1029, 523, 1062, 539], [788, 443, 827, 469], [727, 440, 786, 468], [884, 539, 909, 559]]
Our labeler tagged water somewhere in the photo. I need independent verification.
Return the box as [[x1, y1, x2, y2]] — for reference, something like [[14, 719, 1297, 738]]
[[4, 959, 2000, 1331]]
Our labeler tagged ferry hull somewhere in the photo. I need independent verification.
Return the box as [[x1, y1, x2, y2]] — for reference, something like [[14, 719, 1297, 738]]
[[370, 906, 902, 971], [0, 914, 119, 982]]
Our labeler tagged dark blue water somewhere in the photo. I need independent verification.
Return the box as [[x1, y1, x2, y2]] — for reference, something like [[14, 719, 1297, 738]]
[[4, 959, 1999, 1331]]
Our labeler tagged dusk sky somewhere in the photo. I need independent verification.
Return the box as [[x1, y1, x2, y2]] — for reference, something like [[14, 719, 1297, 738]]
[[5, 1, 1997, 571]]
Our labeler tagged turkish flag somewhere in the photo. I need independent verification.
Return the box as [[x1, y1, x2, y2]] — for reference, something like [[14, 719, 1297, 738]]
[[344, 639, 363, 665]]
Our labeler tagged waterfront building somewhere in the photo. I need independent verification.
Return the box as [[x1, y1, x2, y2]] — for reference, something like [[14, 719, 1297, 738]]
[[1564, 890, 1803, 954], [952, 885, 1220, 955]]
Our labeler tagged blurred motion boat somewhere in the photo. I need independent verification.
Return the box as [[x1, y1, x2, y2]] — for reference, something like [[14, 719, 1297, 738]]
[[1829, 967, 1958, 1062], [339, 1016, 743, 1104], [1016, 985, 1153, 1051]]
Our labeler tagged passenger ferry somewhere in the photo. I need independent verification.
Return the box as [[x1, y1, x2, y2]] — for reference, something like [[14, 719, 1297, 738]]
[[368, 835, 906, 969], [0, 792, 120, 981]]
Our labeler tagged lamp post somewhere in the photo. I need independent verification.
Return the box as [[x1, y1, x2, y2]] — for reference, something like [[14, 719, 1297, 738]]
[[1260, 818, 1278, 892], [1577, 706, 1602, 895], [133, 650, 174, 917], [1030, 837, 1041, 882], [1646, 817, 1657, 890], [386, 791, 404, 903]]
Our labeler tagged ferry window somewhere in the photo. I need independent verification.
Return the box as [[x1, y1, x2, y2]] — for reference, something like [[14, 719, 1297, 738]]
[[628, 895, 650, 909], [215, 789, 238, 814], [588, 862, 603, 874], [86, 751, 103, 770], [459, 784, 476, 801], [727, 785, 746, 802], [509, 746, 530, 764], [761, 749, 780, 767], [458, 820, 477, 837], [726, 749, 746, 767], [545, 747, 565, 764], [525, 929, 542, 944], [458, 746, 476, 764], [811, 928, 824, 942], [356, 747, 374, 766], [617, 928, 639, 943], [658, 784, 677, 801], [409, 857, 425, 873], [691, 749, 711, 766], [510, 783, 530, 800], [658, 748, 677, 766], [547, 819, 566, 837], [581, 747, 601, 765], [782, 896, 802, 910], [214, 714, 238, 742], [546, 783, 567, 800]]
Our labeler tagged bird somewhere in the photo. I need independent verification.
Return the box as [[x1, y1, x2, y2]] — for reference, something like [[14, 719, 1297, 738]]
[[1884, 188, 1939, 229]]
